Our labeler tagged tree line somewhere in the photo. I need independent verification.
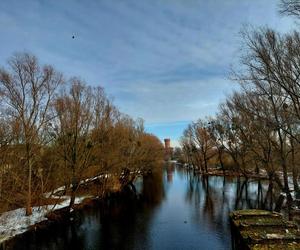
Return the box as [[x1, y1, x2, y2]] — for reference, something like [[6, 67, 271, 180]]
[[0, 53, 164, 216], [180, 1, 300, 205]]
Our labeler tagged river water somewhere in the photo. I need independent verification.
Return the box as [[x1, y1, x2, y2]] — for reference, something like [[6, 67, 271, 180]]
[[13, 164, 278, 250]]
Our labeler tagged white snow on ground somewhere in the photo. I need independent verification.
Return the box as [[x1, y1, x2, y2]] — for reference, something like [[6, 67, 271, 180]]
[[44, 174, 110, 198], [0, 173, 111, 244], [0, 196, 87, 244]]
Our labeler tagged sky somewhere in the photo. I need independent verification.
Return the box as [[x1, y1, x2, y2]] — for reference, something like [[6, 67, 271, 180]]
[[0, 0, 295, 147]]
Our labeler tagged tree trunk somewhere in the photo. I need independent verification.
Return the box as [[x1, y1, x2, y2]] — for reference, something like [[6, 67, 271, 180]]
[[26, 158, 33, 216], [204, 155, 208, 174], [69, 184, 77, 209], [292, 167, 300, 193], [281, 161, 293, 206], [0, 167, 2, 198], [264, 180, 273, 210], [290, 138, 300, 193], [129, 181, 137, 194], [218, 149, 225, 175], [274, 194, 285, 212], [273, 172, 284, 191]]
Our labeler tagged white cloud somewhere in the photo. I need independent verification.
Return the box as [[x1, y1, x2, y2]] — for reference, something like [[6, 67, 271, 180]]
[[110, 77, 235, 123], [0, 0, 296, 132]]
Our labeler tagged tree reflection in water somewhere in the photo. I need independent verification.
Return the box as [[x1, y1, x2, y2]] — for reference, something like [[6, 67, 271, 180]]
[[92, 170, 165, 250], [8, 164, 282, 250], [8, 170, 165, 250], [178, 165, 281, 242]]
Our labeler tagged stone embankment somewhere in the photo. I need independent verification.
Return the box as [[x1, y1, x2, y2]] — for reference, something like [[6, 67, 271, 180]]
[[230, 209, 300, 249]]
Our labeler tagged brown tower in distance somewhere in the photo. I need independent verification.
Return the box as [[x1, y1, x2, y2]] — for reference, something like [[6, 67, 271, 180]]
[[164, 138, 171, 149], [164, 138, 173, 161]]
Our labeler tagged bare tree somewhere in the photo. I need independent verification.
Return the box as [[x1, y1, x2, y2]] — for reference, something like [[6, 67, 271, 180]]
[[279, 0, 300, 17], [0, 53, 63, 215], [181, 124, 203, 172], [181, 119, 214, 173], [232, 28, 300, 203], [0, 119, 11, 199], [218, 98, 252, 177], [53, 79, 98, 208], [0, 52, 165, 214], [208, 118, 227, 174]]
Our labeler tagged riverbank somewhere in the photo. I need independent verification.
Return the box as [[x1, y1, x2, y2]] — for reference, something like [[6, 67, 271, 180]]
[[0, 191, 139, 250], [0, 195, 90, 246], [0, 166, 284, 250], [200, 169, 269, 179], [0, 172, 124, 247], [0, 196, 106, 250], [177, 163, 269, 179], [0, 167, 148, 249], [1, 165, 292, 249]]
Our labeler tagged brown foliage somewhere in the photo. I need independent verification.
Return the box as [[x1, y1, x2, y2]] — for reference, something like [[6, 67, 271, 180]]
[[0, 53, 164, 214]]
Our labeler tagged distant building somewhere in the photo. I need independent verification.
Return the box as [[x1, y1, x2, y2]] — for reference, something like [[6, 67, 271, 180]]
[[166, 163, 175, 183], [164, 138, 171, 149], [164, 138, 173, 161]]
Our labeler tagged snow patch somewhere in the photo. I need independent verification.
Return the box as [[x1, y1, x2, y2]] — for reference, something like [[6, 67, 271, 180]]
[[0, 196, 87, 244], [0, 173, 107, 244]]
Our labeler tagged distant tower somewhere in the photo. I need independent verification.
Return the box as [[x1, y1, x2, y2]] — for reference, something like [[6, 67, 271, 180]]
[[164, 138, 171, 149], [164, 138, 173, 161]]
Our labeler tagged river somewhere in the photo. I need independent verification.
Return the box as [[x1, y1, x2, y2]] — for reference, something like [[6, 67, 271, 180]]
[[11, 164, 278, 250]]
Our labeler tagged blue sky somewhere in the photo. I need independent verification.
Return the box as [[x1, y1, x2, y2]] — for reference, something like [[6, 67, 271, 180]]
[[0, 0, 295, 147]]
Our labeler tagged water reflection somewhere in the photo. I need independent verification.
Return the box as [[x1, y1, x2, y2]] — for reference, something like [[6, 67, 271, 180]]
[[171, 166, 280, 249], [10, 165, 281, 250], [166, 164, 175, 183]]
